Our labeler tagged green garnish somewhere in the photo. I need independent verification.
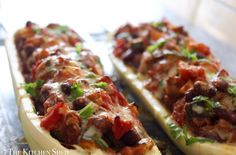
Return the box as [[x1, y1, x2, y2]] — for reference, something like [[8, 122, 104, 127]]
[[86, 73, 96, 79], [78, 102, 94, 119], [227, 85, 236, 96], [192, 95, 220, 111], [52, 25, 69, 35], [168, 122, 183, 139], [75, 43, 83, 54], [93, 82, 108, 89], [33, 28, 41, 34], [150, 21, 164, 28], [185, 136, 214, 145], [182, 126, 213, 145], [181, 47, 198, 61], [56, 25, 68, 33], [147, 39, 166, 54], [168, 123, 214, 145], [221, 76, 233, 82], [24, 80, 45, 97], [70, 82, 84, 100], [92, 134, 109, 149]]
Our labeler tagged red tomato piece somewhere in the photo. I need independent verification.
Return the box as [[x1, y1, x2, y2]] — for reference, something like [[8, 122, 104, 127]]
[[112, 116, 133, 140], [40, 103, 68, 131], [178, 61, 206, 81]]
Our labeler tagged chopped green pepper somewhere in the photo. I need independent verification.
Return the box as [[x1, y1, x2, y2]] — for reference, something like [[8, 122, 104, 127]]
[[93, 82, 108, 89], [181, 47, 198, 61], [78, 102, 94, 119], [227, 85, 236, 96], [70, 82, 84, 100], [76, 43, 83, 54], [147, 39, 166, 54], [92, 134, 109, 149], [24, 80, 45, 97]]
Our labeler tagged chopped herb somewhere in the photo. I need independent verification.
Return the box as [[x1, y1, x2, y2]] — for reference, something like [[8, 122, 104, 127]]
[[192, 95, 220, 111], [33, 28, 41, 34], [221, 76, 233, 82], [227, 85, 236, 96], [150, 22, 164, 28], [185, 136, 214, 145], [24, 80, 45, 97], [24, 82, 36, 96], [93, 82, 108, 89], [56, 25, 68, 33], [36, 80, 45, 88], [92, 134, 109, 149], [181, 47, 198, 61], [147, 39, 166, 54], [168, 123, 214, 145], [78, 102, 94, 119], [76, 43, 83, 54], [70, 82, 84, 100], [52, 25, 69, 35], [182, 126, 214, 145], [86, 73, 96, 79], [168, 123, 183, 139]]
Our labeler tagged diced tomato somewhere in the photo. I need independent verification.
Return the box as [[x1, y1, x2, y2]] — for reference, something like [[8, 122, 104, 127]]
[[178, 61, 206, 81], [108, 85, 128, 106], [40, 103, 68, 131], [98, 76, 112, 84], [114, 39, 127, 57], [100, 93, 113, 109], [112, 116, 133, 140], [87, 91, 113, 110], [189, 43, 211, 57]]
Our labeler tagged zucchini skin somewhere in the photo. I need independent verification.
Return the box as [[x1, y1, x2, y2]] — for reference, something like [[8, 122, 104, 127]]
[[5, 37, 160, 155], [110, 54, 236, 155]]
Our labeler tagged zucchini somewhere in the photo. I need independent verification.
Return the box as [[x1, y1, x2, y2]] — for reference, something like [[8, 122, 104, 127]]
[[110, 54, 236, 155], [5, 38, 160, 155]]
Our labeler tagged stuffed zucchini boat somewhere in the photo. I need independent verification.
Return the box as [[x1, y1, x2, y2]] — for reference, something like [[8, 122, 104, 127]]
[[110, 19, 236, 155], [6, 21, 160, 155]]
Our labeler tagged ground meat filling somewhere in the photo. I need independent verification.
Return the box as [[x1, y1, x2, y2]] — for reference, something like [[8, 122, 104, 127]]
[[113, 19, 236, 143], [15, 21, 156, 154]]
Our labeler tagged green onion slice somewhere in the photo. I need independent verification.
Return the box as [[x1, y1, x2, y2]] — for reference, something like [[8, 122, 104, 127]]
[[78, 102, 94, 119]]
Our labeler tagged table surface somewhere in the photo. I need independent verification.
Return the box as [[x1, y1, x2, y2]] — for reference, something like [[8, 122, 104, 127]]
[[1, 1, 236, 154]]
